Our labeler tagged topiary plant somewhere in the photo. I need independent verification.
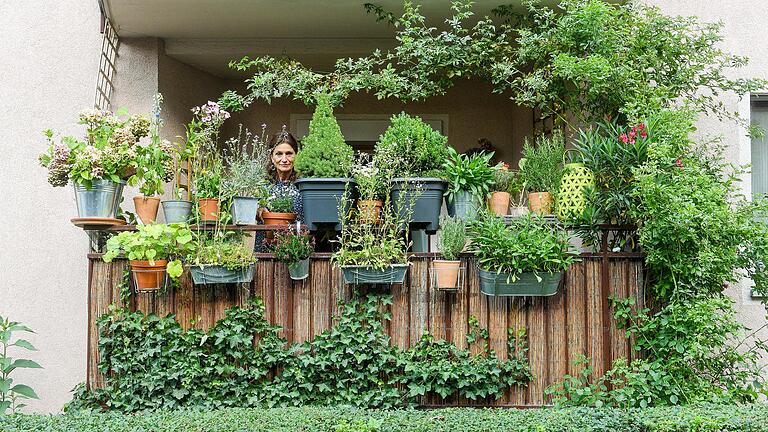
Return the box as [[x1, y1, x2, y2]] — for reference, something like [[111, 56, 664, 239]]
[[293, 93, 354, 178], [373, 112, 449, 178]]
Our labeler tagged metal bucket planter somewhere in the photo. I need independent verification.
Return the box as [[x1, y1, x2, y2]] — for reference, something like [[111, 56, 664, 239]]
[[287, 258, 310, 280], [189, 264, 255, 285], [390, 178, 446, 234], [341, 264, 409, 285], [478, 268, 562, 297], [446, 191, 482, 221], [232, 196, 260, 225], [296, 178, 356, 231], [73, 179, 125, 218], [162, 200, 193, 224]]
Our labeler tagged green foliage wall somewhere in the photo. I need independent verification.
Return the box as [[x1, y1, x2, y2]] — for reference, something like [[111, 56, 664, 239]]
[[69, 295, 532, 412]]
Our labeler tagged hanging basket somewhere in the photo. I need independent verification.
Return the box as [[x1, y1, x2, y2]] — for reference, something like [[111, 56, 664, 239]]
[[557, 162, 594, 221], [341, 264, 409, 285], [189, 264, 255, 285], [478, 268, 562, 297], [430, 260, 465, 292], [287, 258, 310, 281], [130, 260, 169, 293]]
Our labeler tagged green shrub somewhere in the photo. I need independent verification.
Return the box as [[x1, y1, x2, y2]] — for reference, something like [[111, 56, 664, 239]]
[[374, 113, 449, 178], [6, 405, 768, 432], [293, 93, 354, 178]]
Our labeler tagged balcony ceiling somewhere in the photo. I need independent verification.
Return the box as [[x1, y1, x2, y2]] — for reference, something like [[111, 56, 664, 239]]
[[102, 0, 540, 78]]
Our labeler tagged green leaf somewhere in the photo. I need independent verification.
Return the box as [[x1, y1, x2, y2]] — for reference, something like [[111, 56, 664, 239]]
[[0, 400, 10, 413], [10, 384, 39, 399], [167, 260, 183, 279], [12, 339, 37, 351], [11, 359, 42, 370]]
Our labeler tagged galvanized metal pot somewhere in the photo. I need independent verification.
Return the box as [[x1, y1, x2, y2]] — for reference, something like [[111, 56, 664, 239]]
[[162, 200, 193, 224], [73, 179, 125, 218], [287, 258, 310, 280], [446, 190, 482, 221], [232, 196, 260, 225]]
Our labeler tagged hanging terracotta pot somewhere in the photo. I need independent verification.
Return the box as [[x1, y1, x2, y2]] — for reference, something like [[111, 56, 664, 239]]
[[262, 211, 296, 225], [357, 199, 383, 223], [133, 196, 160, 224], [433, 260, 461, 289], [130, 259, 167, 291], [489, 192, 510, 216], [528, 192, 553, 215], [198, 198, 220, 222]]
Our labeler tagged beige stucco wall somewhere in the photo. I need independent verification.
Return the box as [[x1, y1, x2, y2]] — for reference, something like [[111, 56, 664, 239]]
[[0, 0, 102, 413], [644, 0, 768, 344]]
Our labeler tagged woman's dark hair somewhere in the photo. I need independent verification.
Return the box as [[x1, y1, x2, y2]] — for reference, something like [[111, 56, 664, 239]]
[[266, 129, 300, 182]]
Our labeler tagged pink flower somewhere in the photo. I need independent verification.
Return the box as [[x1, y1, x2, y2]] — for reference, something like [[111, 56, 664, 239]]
[[675, 159, 684, 168], [619, 134, 629, 143], [637, 123, 645, 130], [640, 131, 648, 139]]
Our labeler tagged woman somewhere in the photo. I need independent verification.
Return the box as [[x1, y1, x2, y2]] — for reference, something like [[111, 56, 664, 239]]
[[254, 129, 303, 251]]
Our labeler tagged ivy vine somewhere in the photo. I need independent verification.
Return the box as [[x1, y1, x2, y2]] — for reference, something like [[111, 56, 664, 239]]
[[68, 295, 532, 412]]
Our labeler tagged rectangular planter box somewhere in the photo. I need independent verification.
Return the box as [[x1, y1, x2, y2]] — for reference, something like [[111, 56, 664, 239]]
[[189, 264, 255, 285], [478, 268, 562, 297], [341, 264, 409, 285]]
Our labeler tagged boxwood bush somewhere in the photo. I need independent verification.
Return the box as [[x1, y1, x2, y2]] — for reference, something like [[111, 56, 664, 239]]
[[3, 405, 768, 432]]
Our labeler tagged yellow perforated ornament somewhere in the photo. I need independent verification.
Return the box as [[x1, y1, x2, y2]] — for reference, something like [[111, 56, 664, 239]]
[[557, 162, 594, 221]]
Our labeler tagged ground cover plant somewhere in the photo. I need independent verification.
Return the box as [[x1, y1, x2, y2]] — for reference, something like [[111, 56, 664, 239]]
[[5, 405, 768, 432]]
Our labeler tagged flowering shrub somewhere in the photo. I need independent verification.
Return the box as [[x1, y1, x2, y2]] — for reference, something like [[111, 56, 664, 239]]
[[221, 125, 270, 198], [266, 188, 298, 213], [39, 109, 152, 187], [269, 227, 314, 264]]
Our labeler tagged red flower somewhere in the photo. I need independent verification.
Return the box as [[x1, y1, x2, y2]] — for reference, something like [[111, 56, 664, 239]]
[[640, 131, 648, 139], [637, 123, 645, 130], [675, 159, 684, 168], [629, 130, 636, 138], [619, 133, 629, 143]]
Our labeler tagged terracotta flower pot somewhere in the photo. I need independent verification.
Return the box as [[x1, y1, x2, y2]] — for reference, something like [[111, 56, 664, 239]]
[[528, 192, 553, 215], [130, 259, 167, 291], [489, 192, 511, 216], [357, 199, 383, 223], [198, 198, 220, 222], [433, 259, 461, 289], [133, 196, 160, 224], [262, 211, 297, 225]]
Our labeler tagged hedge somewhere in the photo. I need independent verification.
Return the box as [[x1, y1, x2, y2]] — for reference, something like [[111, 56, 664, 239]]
[[2, 405, 768, 432]]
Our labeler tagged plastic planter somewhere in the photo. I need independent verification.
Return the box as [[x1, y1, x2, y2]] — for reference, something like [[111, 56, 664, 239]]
[[341, 264, 409, 285], [287, 258, 310, 280], [189, 264, 255, 285], [73, 179, 125, 218], [162, 200, 193, 224], [296, 178, 356, 231], [232, 196, 260, 225], [390, 177, 446, 234], [478, 269, 562, 297], [446, 191, 482, 221]]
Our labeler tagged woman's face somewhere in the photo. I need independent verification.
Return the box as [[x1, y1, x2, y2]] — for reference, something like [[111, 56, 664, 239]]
[[271, 142, 296, 177]]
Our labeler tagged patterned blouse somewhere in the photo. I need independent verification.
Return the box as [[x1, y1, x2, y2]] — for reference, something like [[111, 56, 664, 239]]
[[253, 180, 303, 252]]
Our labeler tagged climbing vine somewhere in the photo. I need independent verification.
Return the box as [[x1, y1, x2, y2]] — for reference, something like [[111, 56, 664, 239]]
[[68, 295, 532, 412]]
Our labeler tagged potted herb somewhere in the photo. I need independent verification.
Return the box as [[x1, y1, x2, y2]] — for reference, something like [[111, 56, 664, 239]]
[[352, 155, 386, 223], [373, 113, 448, 234], [262, 188, 298, 225], [489, 163, 514, 216], [469, 214, 577, 296], [187, 239, 257, 285], [271, 226, 315, 280], [442, 147, 496, 221], [130, 94, 174, 224], [519, 131, 565, 215], [39, 109, 150, 219], [507, 170, 529, 218], [333, 183, 410, 285], [222, 126, 270, 225], [433, 216, 466, 289], [103, 224, 194, 291], [294, 93, 356, 231]]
